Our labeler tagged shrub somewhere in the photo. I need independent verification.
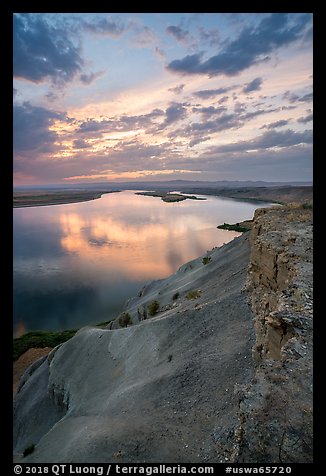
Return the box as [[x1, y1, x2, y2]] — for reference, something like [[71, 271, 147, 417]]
[[23, 444, 35, 457], [167, 354, 173, 362], [217, 223, 249, 233], [147, 300, 159, 316], [118, 312, 132, 328], [186, 290, 201, 300], [301, 202, 313, 210], [202, 256, 212, 265], [13, 329, 77, 362], [172, 292, 180, 300]]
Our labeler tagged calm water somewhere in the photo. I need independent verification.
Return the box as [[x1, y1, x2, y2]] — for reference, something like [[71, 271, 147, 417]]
[[13, 190, 270, 336]]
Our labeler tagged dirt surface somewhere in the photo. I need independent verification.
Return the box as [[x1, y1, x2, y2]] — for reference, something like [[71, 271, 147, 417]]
[[13, 348, 52, 395]]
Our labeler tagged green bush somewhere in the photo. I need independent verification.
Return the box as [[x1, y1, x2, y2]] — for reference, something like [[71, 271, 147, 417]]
[[13, 329, 77, 362], [217, 222, 249, 232], [147, 300, 159, 316], [301, 202, 313, 209], [202, 256, 212, 265], [23, 444, 35, 457], [172, 292, 180, 300], [186, 290, 201, 300], [118, 312, 132, 328]]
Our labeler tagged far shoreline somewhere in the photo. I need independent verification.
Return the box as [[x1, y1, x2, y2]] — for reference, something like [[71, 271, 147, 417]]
[[13, 184, 313, 209], [13, 190, 120, 208]]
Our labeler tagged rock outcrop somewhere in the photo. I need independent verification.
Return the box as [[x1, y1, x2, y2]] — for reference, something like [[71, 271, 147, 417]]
[[235, 205, 313, 463], [13, 204, 313, 463]]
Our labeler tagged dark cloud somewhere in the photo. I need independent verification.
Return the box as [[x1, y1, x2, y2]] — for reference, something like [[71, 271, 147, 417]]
[[283, 91, 298, 103], [73, 139, 91, 149], [168, 84, 185, 95], [198, 27, 220, 46], [241, 108, 278, 121], [167, 13, 311, 77], [184, 113, 241, 135], [166, 25, 189, 42], [45, 91, 60, 102], [77, 109, 165, 136], [168, 53, 202, 74], [164, 102, 188, 125], [193, 86, 236, 99], [218, 96, 229, 104], [107, 140, 173, 165], [83, 17, 124, 37], [189, 136, 211, 148], [172, 105, 304, 150], [14, 135, 182, 183], [122, 109, 165, 129], [13, 102, 66, 152], [214, 129, 312, 153], [79, 70, 104, 85], [283, 90, 313, 103], [242, 77, 263, 93], [77, 103, 187, 138], [77, 119, 108, 133], [15, 135, 312, 183], [234, 102, 247, 114], [155, 47, 165, 59], [66, 140, 180, 178], [13, 14, 83, 84], [297, 113, 313, 124], [192, 106, 227, 117], [281, 105, 297, 111], [261, 119, 289, 129], [299, 92, 313, 102]]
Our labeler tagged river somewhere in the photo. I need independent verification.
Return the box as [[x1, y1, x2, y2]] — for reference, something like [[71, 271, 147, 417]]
[[13, 190, 271, 336]]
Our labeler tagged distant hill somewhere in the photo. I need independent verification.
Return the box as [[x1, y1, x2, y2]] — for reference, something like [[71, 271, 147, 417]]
[[14, 179, 312, 192], [14, 181, 313, 206]]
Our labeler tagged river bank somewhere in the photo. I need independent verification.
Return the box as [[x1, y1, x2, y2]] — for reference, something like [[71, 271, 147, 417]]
[[13, 190, 120, 208]]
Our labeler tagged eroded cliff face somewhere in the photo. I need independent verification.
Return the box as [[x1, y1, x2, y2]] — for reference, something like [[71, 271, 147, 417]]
[[235, 205, 313, 463]]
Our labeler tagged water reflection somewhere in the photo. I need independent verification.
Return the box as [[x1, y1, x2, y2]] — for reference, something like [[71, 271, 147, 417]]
[[58, 209, 221, 280], [13, 191, 271, 336]]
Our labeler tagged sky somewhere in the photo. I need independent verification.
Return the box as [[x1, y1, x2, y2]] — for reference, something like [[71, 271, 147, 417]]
[[13, 12, 313, 186]]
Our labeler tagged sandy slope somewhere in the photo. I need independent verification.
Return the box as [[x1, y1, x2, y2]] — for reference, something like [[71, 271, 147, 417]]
[[13, 347, 52, 395], [14, 233, 255, 463]]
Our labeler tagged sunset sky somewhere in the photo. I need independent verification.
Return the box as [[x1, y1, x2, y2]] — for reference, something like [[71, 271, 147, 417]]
[[13, 12, 313, 186]]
